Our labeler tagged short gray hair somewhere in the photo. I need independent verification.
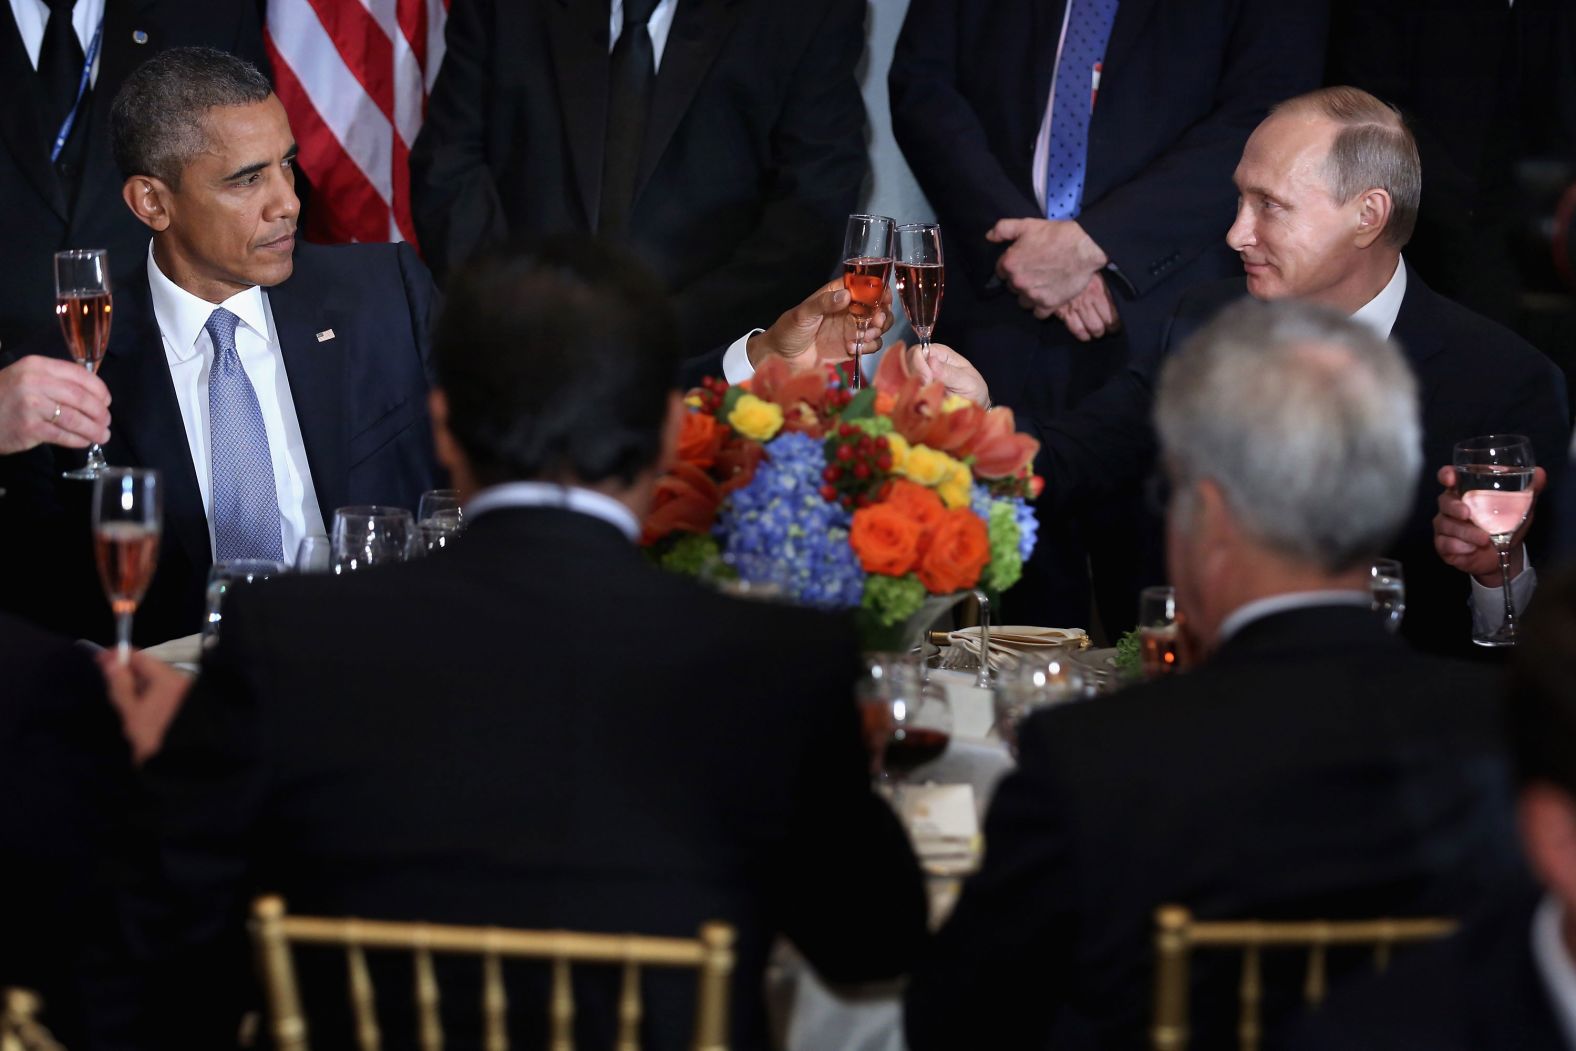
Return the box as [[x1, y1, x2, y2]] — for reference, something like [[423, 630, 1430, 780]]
[[111, 47, 273, 186], [1272, 86, 1422, 249], [1155, 299, 1421, 573]]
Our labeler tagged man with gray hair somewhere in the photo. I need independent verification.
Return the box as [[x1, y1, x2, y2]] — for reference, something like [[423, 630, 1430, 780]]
[[0, 47, 440, 644], [918, 85, 1569, 653], [906, 299, 1523, 1050]]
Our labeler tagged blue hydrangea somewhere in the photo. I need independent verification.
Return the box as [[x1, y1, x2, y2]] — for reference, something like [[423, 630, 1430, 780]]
[[716, 431, 865, 609], [972, 482, 1038, 564]]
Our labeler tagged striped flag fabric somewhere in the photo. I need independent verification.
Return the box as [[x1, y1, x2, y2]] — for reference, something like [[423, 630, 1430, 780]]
[[264, 0, 450, 246]]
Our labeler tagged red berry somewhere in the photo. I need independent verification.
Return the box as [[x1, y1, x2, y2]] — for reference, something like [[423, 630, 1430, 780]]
[[835, 444, 854, 462], [839, 423, 856, 438], [876, 454, 893, 471], [853, 463, 871, 480], [819, 485, 837, 502], [855, 494, 871, 508], [875, 437, 889, 450], [823, 465, 842, 482]]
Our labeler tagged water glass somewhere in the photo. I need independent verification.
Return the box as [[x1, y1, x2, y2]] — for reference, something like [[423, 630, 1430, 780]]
[[331, 506, 416, 573], [417, 489, 463, 528], [992, 656, 1084, 756], [294, 534, 332, 573], [1369, 558, 1405, 634], [203, 559, 287, 644], [417, 509, 464, 554], [1138, 585, 1181, 679]]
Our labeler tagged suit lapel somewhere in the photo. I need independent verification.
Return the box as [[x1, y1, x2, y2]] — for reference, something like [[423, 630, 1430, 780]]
[[1030, 0, 1066, 131], [632, 0, 742, 203], [1388, 266, 1448, 372], [1100, 0, 1159, 81], [0, 5, 66, 219], [72, 0, 158, 235], [98, 271, 209, 573], [266, 259, 349, 523], [544, 0, 611, 228]]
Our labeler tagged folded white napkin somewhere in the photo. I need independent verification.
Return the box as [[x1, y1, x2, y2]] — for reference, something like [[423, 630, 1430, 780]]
[[937, 625, 1089, 672]]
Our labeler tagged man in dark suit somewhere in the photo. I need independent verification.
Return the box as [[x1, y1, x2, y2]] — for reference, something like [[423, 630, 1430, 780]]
[[905, 299, 1524, 1051], [1288, 568, 1576, 1050], [0, 0, 266, 356], [409, 0, 868, 359], [918, 87, 1571, 654], [0, 611, 134, 1047], [888, 0, 1327, 629], [99, 238, 927, 1050], [0, 48, 439, 645]]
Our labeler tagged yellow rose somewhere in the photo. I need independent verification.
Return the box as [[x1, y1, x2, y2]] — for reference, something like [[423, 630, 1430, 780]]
[[901, 443, 951, 486], [885, 433, 911, 474], [941, 394, 974, 414], [727, 393, 784, 442], [684, 394, 704, 409], [938, 461, 974, 509]]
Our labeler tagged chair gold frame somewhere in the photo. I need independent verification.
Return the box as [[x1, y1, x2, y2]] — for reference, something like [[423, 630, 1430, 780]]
[[248, 895, 735, 1051], [0, 989, 64, 1051], [1150, 904, 1456, 1051]]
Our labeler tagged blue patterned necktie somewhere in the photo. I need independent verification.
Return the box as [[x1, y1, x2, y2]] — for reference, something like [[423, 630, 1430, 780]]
[[205, 307, 284, 561], [1044, 0, 1120, 220]]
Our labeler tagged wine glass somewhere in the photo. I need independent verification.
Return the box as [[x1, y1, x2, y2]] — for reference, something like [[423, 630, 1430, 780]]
[[842, 214, 894, 391], [1453, 434, 1536, 647], [894, 223, 944, 355], [56, 249, 113, 479], [417, 489, 463, 528], [203, 558, 287, 645], [92, 468, 160, 663], [1369, 558, 1405, 634], [331, 506, 416, 573], [859, 654, 952, 800], [294, 534, 332, 573], [992, 656, 1083, 756], [417, 509, 464, 554], [1138, 585, 1181, 679]]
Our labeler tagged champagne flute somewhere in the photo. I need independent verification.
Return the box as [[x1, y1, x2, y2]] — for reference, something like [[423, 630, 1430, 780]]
[[894, 223, 945, 355], [92, 468, 161, 664], [56, 249, 113, 479], [1138, 585, 1180, 679], [842, 214, 894, 391], [1369, 558, 1405, 634], [1453, 434, 1536, 647]]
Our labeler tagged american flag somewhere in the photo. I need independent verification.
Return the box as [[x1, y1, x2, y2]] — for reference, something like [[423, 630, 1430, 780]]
[[264, 0, 450, 246]]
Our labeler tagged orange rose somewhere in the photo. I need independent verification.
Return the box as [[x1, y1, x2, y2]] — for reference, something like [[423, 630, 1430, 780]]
[[677, 410, 724, 468], [881, 479, 946, 547], [850, 504, 922, 576], [916, 508, 990, 593]]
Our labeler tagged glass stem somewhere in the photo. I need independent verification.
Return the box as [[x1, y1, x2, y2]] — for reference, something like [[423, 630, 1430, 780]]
[[1497, 545, 1517, 639], [115, 611, 133, 665], [852, 319, 866, 391]]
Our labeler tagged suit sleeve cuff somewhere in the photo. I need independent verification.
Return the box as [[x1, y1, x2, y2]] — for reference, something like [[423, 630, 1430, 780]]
[[1469, 548, 1537, 634], [722, 330, 764, 385]]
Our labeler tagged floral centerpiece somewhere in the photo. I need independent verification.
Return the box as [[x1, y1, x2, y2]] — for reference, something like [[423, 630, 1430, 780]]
[[642, 350, 1042, 649]]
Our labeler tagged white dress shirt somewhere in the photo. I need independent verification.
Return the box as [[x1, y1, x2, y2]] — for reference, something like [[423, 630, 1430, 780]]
[[1531, 895, 1576, 1049], [465, 481, 640, 542], [1216, 590, 1373, 646], [8, 0, 104, 82], [145, 243, 325, 561], [1349, 256, 1536, 632], [609, 0, 678, 68]]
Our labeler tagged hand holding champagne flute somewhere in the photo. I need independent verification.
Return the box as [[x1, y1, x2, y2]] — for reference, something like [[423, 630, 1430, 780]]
[[842, 214, 894, 390], [55, 249, 114, 479], [93, 468, 161, 664], [894, 223, 944, 353], [1452, 434, 1536, 646]]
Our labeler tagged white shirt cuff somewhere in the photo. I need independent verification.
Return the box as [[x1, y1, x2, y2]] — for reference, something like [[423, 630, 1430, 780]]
[[721, 329, 764, 385], [1470, 546, 1537, 634]]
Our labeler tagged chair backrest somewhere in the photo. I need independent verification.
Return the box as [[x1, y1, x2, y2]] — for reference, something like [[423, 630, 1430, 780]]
[[0, 989, 64, 1051], [248, 895, 735, 1051], [1149, 904, 1456, 1051]]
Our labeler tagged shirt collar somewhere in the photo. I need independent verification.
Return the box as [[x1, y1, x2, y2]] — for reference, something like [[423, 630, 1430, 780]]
[[1216, 590, 1373, 644], [1531, 895, 1576, 1049], [1348, 255, 1407, 339], [464, 482, 641, 542], [145, 240, 271, 364]]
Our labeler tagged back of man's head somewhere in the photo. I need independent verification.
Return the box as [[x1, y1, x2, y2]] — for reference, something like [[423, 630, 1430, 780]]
[[111, 47, 273, 186], [433, 238, 682, 489], [1156, 299, 1421, 574]]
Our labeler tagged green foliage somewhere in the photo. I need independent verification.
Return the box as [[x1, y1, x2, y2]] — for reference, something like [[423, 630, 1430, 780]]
[[848, 415, 894, 437], [658, 533, 722, 577], [861, 572, 927, 628], [1114, 629, 1142, 679], [841, 387, 879, 420]]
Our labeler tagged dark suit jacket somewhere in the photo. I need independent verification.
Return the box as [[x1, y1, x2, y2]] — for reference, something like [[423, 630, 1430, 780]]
[[1026, 267, 1572, 653], [0, 0, 266, 356], [0, 241, 440, 646], [107, 506, 927, 1050], [888, 0, 1327, 408], [1287, 891, 1567, 1051], [0, 612, 132, 1046], [410, 0, 867, 358], [905, 605, 1524, 1051]]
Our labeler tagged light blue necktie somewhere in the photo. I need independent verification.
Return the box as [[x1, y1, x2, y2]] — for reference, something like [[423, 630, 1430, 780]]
[[1044, 0, 1120, 220], [205, 307, 284, 561]]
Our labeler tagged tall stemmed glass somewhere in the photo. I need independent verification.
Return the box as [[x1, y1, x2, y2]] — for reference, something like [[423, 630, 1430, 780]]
[[894, 223, 944, 355], [1453, 434, 1536, 647], [56, 249, 113, 478], [842, 214, 894, 391], [93, 468, 161, 664]]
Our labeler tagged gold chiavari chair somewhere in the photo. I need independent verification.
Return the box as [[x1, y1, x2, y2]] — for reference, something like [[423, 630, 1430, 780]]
[[1150, 904, 1457, 1051], [248, 895, 735, 1051], [0, 989, 64, 1051]]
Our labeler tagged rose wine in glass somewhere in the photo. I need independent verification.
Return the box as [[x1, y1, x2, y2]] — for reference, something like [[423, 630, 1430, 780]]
[[841, 214, 894, 391], [1138, 585, 1181, 679], [92, 468, 161, 663], [895, 223, 945, 354], [1453, 434, 1535, 647], [55, 249, 113, 479]]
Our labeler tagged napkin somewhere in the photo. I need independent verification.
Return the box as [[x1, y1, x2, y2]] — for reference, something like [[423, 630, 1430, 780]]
[[937, 625, 1089, 672], [141, 633, 204, 672]]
